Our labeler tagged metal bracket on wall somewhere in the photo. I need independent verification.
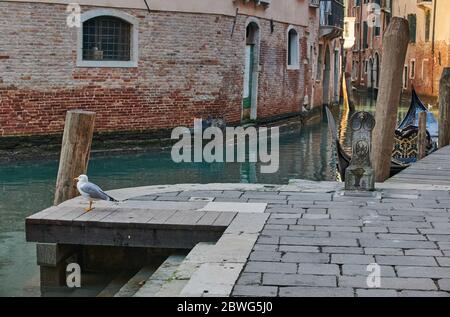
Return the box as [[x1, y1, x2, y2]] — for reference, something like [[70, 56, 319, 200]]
[[270, 19, 274, 34], [144, 0, 151, 13], [231, 8, 239, 38]]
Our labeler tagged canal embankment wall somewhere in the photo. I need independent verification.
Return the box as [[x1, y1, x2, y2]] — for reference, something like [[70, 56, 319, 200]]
[[0, 103, 329, 162]]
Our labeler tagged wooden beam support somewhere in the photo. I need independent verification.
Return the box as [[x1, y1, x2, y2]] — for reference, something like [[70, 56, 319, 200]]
[[439, 67, 450, 147], [418, 111, 427, 160], [54, 110, 95, 205], [371, 17, 409, 182]]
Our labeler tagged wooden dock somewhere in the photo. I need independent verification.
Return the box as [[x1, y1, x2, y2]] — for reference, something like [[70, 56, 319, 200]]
[[26, 201, 236, 249], [388, 145, 450, 186], [25, 184, 270, 296]]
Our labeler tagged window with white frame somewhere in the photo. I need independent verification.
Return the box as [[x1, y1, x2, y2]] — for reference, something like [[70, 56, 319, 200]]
[[77, 9, 139, 67], [287, 27, 299, 69]]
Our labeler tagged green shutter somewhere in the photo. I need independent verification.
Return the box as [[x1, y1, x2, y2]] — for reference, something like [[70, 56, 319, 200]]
[[363, 22, 368, 48], [408, 14, 416, 43]]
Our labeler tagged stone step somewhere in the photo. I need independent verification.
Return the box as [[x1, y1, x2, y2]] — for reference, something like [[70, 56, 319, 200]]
[[114, 266, 158, 297], [133, 254, 188, 297], [96, 271, 136, 297]]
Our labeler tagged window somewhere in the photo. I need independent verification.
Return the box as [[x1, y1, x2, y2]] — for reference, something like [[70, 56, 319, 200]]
[[287, 27, 299, 69], [363, 21, 368, 49], [83, 17, 131, 61], [407, 14, 416, 43], [403, 65, 408, 89], [425, 10, 431, 42], [375, 25, 380, 37], [77, 9, 138, 67], [410, 60, 415, 79]]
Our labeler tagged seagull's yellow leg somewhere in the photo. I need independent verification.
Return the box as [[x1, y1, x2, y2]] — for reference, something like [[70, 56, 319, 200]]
[[85, 201, 94, 212]]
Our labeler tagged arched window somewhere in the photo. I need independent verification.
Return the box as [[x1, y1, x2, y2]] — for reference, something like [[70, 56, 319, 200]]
[[82, 16, 131, 61], [77, 9, 138, 67], [287, 27, 299, 69]]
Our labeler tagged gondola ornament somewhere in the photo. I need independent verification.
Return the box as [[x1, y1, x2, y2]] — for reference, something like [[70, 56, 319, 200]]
[[345, 111, 375, 191]]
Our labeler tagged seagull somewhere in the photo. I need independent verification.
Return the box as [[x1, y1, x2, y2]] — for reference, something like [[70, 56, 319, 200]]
[[74, 174, 118, 212]]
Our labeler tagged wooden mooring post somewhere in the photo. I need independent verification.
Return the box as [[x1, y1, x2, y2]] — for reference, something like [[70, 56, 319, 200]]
[[439, 68, 450, 148], [418, 111, 427, 160], [54, 110, 96, 205], [371, 17, 409, 182]]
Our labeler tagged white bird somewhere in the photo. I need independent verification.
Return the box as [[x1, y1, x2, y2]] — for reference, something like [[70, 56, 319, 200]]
[[74, 174, 118, 212]]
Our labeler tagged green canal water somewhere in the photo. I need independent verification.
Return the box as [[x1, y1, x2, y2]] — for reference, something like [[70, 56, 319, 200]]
[[0, 91, 438, 296]]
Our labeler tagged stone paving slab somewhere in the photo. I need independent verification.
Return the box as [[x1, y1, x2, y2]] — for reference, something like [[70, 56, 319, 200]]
[[229, 172, 450, 297]]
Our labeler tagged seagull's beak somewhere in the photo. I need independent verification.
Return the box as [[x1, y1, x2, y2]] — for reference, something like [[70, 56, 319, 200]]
[[73, 177, 79, 182]]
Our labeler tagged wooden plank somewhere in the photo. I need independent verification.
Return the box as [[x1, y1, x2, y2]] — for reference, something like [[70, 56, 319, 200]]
[[26, 206, 61, 221], [196, 211, 221, 226], [73, 208, 119, 223], [26, 223, 224, 248], [27, 206, 85, 225], [164, 211, 206, 225], [146, 210, 178, 224], [391, 173, 450, 180], [212, 212, 237, 227], [100, 209, 159, 224]]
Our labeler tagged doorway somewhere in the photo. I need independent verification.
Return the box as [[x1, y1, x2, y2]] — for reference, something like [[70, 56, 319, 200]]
[[243, 21, 260, 121]]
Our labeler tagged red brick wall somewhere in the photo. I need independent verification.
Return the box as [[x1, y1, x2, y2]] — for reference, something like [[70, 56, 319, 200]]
[[0, 2, 310, 137], [405, 41, 450, 97]]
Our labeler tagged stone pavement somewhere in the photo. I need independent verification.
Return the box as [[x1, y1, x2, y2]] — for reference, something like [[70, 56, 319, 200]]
[[229, 184, 450, 297], [113, 180, 450, 297]]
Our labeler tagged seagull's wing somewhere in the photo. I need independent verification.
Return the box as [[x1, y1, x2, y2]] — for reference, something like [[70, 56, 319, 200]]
[[80, 182, 111, 201]]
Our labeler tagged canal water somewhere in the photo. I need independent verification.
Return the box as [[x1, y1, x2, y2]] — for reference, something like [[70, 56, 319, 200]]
[[0, 91, 438, 296]]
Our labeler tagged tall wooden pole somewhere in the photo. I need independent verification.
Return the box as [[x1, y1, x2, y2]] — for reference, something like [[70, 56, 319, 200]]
[[371, 17, 409, 182], [418, 111, 427, 160], [438, 67, 450, 148], [54, 110, 96, 205]]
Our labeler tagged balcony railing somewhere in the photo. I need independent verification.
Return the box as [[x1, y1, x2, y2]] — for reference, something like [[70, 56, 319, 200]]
[[319, 0, 344, 39], [320, 0, 344, 29], [309, 0, 320, 7]]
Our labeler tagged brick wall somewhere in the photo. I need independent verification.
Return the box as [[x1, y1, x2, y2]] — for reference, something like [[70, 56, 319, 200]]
[[0, 2, 311, 137], [405, 41, 450, 97]]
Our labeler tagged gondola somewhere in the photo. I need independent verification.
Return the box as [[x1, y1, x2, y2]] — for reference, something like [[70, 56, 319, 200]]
[[326, 89, 436, 181], [398, 89, 438, 138]]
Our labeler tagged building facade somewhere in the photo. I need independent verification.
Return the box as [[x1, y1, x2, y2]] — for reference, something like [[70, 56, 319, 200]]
[[393, 0, 450, 97], [0, 0, 344, 138], [344, 0, 392, 90]]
